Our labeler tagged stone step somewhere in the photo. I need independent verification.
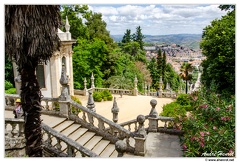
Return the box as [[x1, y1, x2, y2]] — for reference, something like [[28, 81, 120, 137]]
[[92, 140, 110, 155], [41, 115, 67, 128], [99, 143, 115, 157], [68, 127, 88, 141], [76, 132, 95, 146], [61, 123, 81, 137], [110, 150, 118, 157], [84, 136, 103, 150], [53, 120, 75, 132]]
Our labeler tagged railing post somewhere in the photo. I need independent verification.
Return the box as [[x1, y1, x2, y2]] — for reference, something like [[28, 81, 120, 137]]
[[134, 115, 146, 156], [87, 90, 95, 125], [111, 97, 119, 136], [59, 63, 70, 118], [148, 99, 158, 132], [159, 76, 163, 98], [147, 83, 150, 96], [144, 81, 147, 96], [91, 73, 95, 89], [83, 77, 87, 96], [133, 76, 138, 96]]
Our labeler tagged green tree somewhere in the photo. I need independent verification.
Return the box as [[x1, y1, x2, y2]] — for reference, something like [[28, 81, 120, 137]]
[[5, 53, 14, 86], [122, 29, 132, 43], [5, 5, 61, 157], [200, 5, 235, 95], [133, 26, 145, 50], [162, 51, 167, 82], [157, 49, 162, 79], [179, 63, 193, 94], [60, 5, 88, 39], [148, 57, 159, 88]]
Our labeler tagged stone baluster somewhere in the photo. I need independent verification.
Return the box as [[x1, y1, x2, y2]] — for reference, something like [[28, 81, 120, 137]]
[[133, 76, 138, 96], [59, 63, 70, 118], [87, 90, 95, 125], [134, 115, 146, 156], [111, 97, 119, 136], [83, 77, 87, 96], [91, 73, 95, 89], [115, 140, 127, 157], [148, 99, 159, 132]]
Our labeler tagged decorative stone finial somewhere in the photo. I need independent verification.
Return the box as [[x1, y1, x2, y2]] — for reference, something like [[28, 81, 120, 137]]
[[115, 140, 127, 157], [65, 16, 70, 33], [91, 73, 95, 89], [87, 90, 95, 112], [111, 97, 119, 114], [149, 99, 158, 117], [136, 115, 146, 137], [60, 63, 69, 85]]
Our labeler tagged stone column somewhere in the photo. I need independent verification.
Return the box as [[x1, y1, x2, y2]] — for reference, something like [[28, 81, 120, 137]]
[[83, 77, 87, 96], [159, 76, 163, 98], [111, 97, 119, 136], [59, 64, 70, 118], [134, 115, 146, 156], [91, 73, 95, 89], [133, 76, 138, 96], [144, 81, 147, 96], [148, 99, 158, 132], [87, 90, 95, 125]]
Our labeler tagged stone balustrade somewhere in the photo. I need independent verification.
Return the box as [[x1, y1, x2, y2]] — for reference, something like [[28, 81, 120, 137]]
[[5, 118, 25, 157], [94, 88, 133, 95], [42, 123, 99, 157]]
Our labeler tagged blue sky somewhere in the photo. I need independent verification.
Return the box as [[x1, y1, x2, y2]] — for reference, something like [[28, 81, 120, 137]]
[[88, 4, 228, 35]]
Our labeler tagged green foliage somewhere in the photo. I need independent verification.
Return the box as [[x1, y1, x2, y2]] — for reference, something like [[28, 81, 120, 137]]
[[181, 88, 235, 157], [176, 94, 193, 111], [160, 102, 186, 118], [5, 88, 16, 94], [122, 29, 132, 43], [5, 81, 14, 90], [200, 7, 235, 95], [54, 95, 82, 113], [5, 54, 15, 86], [93, 90, 113, 102], [179, 62, 193, 94]]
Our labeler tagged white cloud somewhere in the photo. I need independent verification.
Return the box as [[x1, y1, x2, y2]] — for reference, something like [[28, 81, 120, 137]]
[[89, 4, 227, 35]]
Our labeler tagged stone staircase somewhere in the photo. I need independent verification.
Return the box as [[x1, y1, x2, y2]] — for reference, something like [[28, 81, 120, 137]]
[[41, 114, 119, 157]]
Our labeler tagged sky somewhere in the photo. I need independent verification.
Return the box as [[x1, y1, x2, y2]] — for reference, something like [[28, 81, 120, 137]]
[[88, 4, 228, 35]]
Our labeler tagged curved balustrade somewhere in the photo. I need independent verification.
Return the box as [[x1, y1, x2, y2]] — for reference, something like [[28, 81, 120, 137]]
[[94, 88, 133, 95]]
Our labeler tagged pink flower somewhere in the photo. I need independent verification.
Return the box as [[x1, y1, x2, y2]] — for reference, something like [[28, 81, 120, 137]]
[[200, 142, 204, 148], [200, 132, 205, 137], [213, 126, 217, 130], [206, 132, 210, 135], [216, 107, 220, 111], [191, 137, 195, 141], [226, 117, 231, 121], [199, 104, 208, 109], [182, 144, 187, 150], [221, 117, 226, 121]]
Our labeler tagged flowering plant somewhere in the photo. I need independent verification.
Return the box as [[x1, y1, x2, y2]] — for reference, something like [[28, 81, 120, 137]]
[[181, 88, 235, 157]]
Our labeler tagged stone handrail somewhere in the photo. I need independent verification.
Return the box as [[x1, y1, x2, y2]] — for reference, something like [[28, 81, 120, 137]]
[[69, 100, 135, 152], [42, 123, 99, 157]]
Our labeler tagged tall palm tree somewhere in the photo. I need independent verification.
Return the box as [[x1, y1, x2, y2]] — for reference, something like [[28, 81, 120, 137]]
[[179, 62, 193, 94], [5, 5, 61, 157]]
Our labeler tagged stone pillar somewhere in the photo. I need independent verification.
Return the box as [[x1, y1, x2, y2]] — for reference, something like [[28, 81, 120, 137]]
[[59, 64, 70, 117], [111, 97, 119, 136], [111, 97, 119, 123], [87, 90, 95, 125], [148, 99, 158, 132], [134, 115, 146, 156], [159, 76, 163, 98], [115, 140, 126, 157], [83, 77, 87, 96], [91, 73, 95, 89], [133, 76, 138, 96]]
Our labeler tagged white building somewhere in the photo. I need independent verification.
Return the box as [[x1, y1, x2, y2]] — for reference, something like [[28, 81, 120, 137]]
[[13, 17, 76, 98]]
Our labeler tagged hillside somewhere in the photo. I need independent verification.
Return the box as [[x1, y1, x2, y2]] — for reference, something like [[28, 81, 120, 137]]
[[111, 34, 202, 50]]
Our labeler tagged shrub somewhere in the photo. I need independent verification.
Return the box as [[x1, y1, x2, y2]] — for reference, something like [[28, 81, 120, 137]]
[[93, 92, 102, 102], [5, 88, 16, 94], [74, 82, 81, 89], [5, 81, 13, 90], [180, 88, 235, 157], [176, 94, 193, 111], [93, 90, 113, 102], [160, 102, 186, 118]]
